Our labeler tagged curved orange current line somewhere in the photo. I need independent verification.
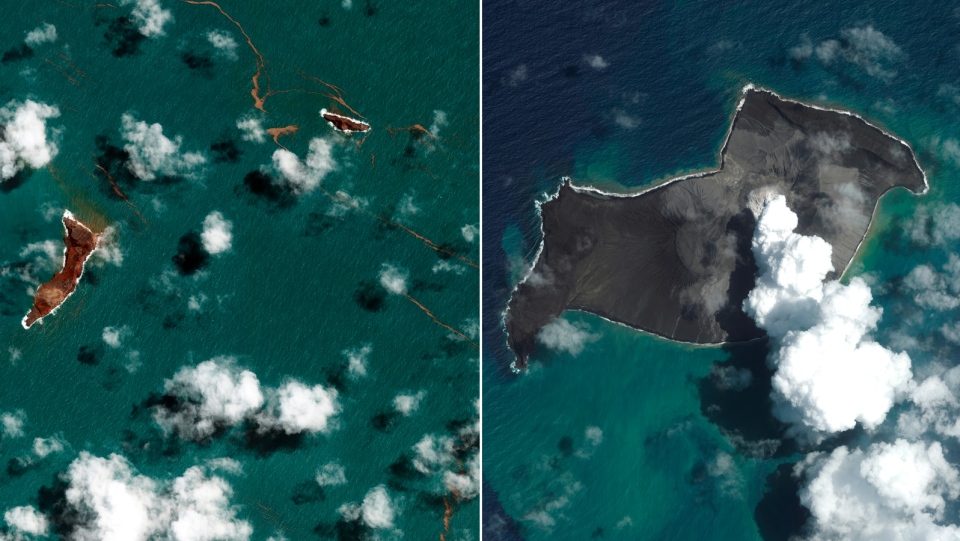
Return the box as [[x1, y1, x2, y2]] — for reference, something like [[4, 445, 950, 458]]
[[180, 0, 270, 111], [404, 294, 478, 349]]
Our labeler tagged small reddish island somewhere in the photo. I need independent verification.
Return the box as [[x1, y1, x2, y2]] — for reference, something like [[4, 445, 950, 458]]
[[321, 108, 371, 134], [21, 210, 101, 329]]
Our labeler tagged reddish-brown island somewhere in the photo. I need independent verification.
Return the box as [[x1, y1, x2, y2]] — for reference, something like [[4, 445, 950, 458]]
[[21, 210, 101, 329], [320, 108, 371, 134]]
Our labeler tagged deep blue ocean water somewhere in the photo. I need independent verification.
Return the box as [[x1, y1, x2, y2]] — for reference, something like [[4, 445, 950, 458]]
[[483, 1, 960, 539], [0, 1, 478, 539]]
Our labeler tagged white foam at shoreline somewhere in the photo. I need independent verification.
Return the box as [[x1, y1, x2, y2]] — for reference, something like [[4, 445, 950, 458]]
[[502, 83, 929, 372], [21, 210, 101, 330]]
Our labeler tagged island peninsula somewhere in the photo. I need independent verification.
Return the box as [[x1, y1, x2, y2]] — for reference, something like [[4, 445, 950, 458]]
[[505, 86, 926, 370], [22, 210, 101, 329]]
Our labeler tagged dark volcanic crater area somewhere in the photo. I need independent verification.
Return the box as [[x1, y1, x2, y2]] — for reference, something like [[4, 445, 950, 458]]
[[505, 87, 926, 369]]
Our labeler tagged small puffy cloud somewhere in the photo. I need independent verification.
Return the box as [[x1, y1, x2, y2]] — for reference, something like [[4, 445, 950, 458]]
[[32, 435, 65, 458], [255, 380, 340, 435], [799, 440, 960, 540], [102, 325, 132, 348], [19, 240, 62, 278], [24, 23, 57, 47], [584, 54, 608, 70], [613, 110, 640, 130], [201, 211, 233, 255], [343, 344, 371, 379], [412, 434, 456, 475], [120, 0, 173, 38], [269, 138, 336, 194], [804, 26, 904, 80], [536, 318, 599, 356], [338, 485, 396, 530], [444, 454, 479, 499], [707, 452, 743, 498], [907, 203, 960, 247], [507, 64, 528, 87], [428, 110, 448, 138], [206, 29, 238, 60], [432, 260, 466, 275], [461, 223, 479, 243], [121, 113, 206, 181], [236, 115, 265, 143], [153, 357, 264, 441], [0, 100, 61, 181], [3, 506, 49, 537], [710, 364, 753, 391], [1, 411, 26, 438], [903, 255, 960, 311], [575, 426, 604, 459], [206, 458, 243, 475], [62, 452, 251, 540], [393, 390, 426, 416], [89, 226, 124, 268], [837, 25, 904, 78], [744, 196, 912, 439], [378, 263, 408, 295], [393, 191, 420, 222], [898, 365, 960, 440], [315, 463, 347, 487], [789, 35, 814, 61]]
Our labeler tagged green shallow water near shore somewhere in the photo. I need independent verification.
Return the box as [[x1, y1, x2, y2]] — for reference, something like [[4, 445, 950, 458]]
[[0, 1, 478, 539]]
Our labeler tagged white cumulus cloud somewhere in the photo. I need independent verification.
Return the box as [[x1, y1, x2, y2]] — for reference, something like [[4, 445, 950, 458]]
[[461, 223, 479, 243], [153, 357, 264, 441], [121, 113, 206, 181], [536, 318, 599, 357], [744, 196, 912, 439], [0, 100, 60, 181], [206, 29, 238, 60], [799, 440, 960, 540], [201, 211, 233, 255], [236, 115, 265, 143], [1, 411, 25, 438], [3, 506, 49, 538], [32, 435, 65, 458], [393, 390, 426, 416], [338, 485, 396, 530], [255, 380, 340, 435], [269, 138, 336, 194], [316, 463, 347, 487], [378, 263, 408, 295], [24, 23, 57, 47], [120, 0, 173, 38], [62, 452, 251, 541], [343, 344, 371, 379]]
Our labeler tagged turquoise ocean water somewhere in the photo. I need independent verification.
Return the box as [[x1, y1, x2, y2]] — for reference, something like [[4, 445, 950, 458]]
[[483, 1, 960, 539], [0, 1, 478, 539]]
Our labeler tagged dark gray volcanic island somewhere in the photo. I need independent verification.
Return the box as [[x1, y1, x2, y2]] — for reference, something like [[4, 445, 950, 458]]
[[505, 87, 926, 369]]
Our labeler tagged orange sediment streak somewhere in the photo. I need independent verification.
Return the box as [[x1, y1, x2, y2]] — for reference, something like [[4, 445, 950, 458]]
[[376, 215, 477, 268], [442, 496, 454, 539], [387, 124, 436, 140], [42, 58, 82, 87], [85, 163, 148, 226], [318, 187, 477, 268], [298, 69, 365, 119], [56, 52, 89, 80], [267, 125, 298, 149], [181, 0, 271, 112], [404, 294, 478, 348]]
